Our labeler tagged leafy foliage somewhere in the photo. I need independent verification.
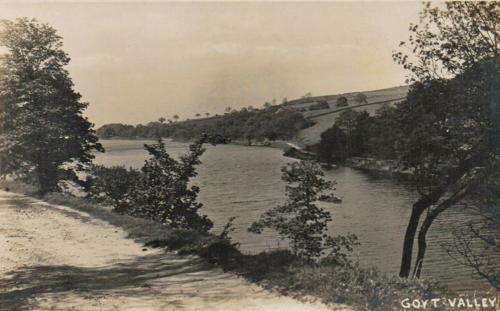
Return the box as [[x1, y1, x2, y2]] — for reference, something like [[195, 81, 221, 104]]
[[354, 92, 368, 104], [85, 165, 141, 208], [317, 125, 348, 164], [317, 105, 400, 163], [336, 96, 348, 107], [96, 106, 312, 144], [123, 138, 212, 232], [85, 138, 212, 232], [249, 161, 357, 260], [0, 18, 103, 193], [392, 1, 500, 279], [394, 2, 500, 83]]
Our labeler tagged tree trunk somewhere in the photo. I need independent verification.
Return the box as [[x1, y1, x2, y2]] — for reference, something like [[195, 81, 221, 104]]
[[413, 199, 459, 278], [412, 216, 431, 279], [399, 200, 428, 278], [37, 157, 58, 194], [399, 190, 444, 278], [412, 175, 480, 278]]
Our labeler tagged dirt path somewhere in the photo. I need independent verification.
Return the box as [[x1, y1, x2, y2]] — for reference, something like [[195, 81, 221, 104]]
[[0, 190, 349, 311]]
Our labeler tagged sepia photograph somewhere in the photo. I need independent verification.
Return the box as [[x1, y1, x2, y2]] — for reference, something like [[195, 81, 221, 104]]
[[0, 1, 499, 310]]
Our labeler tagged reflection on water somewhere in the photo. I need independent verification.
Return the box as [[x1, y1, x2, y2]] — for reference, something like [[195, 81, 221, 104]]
[[95, 139, 493, 292]]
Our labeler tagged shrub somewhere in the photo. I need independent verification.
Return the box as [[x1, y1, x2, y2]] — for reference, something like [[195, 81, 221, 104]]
[[85, 165, 141, 208], [336, 96, 348, 107], [354, 92, 368, 104], [293, 261, 446, 310], [124, 138, 213, 232]]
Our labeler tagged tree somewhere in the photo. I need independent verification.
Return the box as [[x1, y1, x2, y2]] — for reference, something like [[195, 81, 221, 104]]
[[354, 93, 367, 104], [249, 161, 356, 260], [158, 117, 166, 124], [394, 2, 500, 83], [318, 125, 348, 164], [225, 106, 232, 113], [172, 115, 180, 122], [393, 2, 500, 279], [205, 112, 210, 117], [366, 105, 400, 159], [195, 113, 201, 118], [0, 18, 103, 193], [336, 96, 348, 107], [335, 110, 360, 156], [124, 138, 213, 232], [101, 127, 116, 139]]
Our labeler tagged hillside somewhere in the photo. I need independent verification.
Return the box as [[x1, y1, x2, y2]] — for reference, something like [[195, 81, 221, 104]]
[[96, 85, 409, 146], [289, 85, 409, 145]]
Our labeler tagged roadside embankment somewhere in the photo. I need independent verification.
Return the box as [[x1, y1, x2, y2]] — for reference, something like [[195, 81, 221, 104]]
[[0, 180, 446, 311], [0, 188, 337, 311]]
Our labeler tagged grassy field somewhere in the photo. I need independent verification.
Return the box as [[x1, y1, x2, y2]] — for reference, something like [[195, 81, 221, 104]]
[[99, 85, 409, 147], [291, 86, 409, 145], [184, 85, 409, 146]]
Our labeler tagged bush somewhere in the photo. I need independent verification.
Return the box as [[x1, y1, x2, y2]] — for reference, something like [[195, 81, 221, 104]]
[[198, 239, 241, 269], [354, 92, 368, 104], [336, 96, 349, 107], [124, 138, 213, 232], [85, 165, 141, 208], [293, 261, 446, 310]]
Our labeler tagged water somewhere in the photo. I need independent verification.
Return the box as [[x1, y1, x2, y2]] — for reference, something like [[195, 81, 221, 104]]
[[94, 139, 494, 292]]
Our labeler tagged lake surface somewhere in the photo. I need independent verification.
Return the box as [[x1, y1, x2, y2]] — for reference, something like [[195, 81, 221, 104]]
[[94, 139, 492, 292]]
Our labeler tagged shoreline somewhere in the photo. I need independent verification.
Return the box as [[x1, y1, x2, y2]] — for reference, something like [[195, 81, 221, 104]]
[[0, 182, 447, 310], [99, 137, 410, 176]]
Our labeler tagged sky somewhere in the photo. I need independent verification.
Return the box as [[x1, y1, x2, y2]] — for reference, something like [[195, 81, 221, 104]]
[[0, 1, 422, 126]]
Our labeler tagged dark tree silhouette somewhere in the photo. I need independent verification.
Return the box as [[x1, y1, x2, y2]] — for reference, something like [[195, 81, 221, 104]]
[[393, 2, 500, 278], [0, 18, 103, 193]]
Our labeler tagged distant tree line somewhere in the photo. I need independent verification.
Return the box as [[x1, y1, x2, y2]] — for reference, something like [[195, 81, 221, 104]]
[[97, 106, 313, 144]]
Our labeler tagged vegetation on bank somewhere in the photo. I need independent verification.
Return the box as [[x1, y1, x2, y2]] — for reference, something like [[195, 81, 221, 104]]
[[0, 176, 446, 311], [316, 2, 500, 288], [96, 106, 313, 145], [0, 18, 103, 194], [249, 160, 357, 261], [315, 105, 399, 164]]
